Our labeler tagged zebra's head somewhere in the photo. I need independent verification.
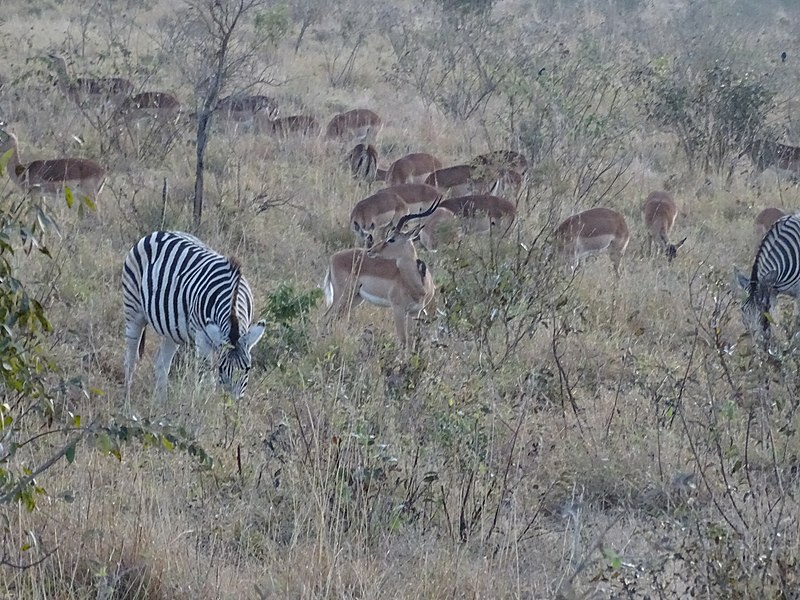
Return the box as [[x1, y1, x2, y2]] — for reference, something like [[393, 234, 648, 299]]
[[198, 318, 266, 398], [734, 266, 775, 342]]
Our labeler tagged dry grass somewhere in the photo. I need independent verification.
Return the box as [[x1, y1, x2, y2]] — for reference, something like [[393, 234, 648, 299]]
[[2, 0, 800, 598]]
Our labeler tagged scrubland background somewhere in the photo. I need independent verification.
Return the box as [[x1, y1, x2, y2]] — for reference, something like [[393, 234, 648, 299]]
[[1, 0, 800, 598]]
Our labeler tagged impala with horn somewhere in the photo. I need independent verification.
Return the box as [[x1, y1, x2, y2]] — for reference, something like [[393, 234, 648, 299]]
[[746, 139, 800, 180], [642, 191, 686, 262], [350, 183, 441, 246], [0, 128, 106, 202], [323, 199, 440, 347], [118, 91, 182, 128], [554, 207, 630, 277]]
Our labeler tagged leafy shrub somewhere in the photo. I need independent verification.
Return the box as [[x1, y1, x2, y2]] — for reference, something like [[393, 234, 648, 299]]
[[636, 58, 774, 176]]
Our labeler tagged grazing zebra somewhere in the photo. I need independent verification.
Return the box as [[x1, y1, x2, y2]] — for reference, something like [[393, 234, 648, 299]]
[[735, 213, 800, 341], [122, 231, 266, 402]]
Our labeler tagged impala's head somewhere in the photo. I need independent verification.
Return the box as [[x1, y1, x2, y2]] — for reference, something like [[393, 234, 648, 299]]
[[664, 236, 687, 263], [368, 198, 442, 259], [734, 266, 774, 342]]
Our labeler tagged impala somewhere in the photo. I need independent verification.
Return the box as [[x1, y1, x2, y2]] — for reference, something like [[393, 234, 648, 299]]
[[746, 139, 800, 180], [425, 165, 480, 197], [350, 184, 441, 246], [216, 94, 279, 122], [256, 114, 321, 137], [47, 53, 133, 106], [118, 92, 182, 127], [0, 128, 106, 202], [642, 191, 686, 262], [418, 207, 458, 252], [325, 109, 382, 140], [472, 150, 528, 176], [438, 194, 517, 234], [554, 207, 630, 277], [385, 153, 442, 185], [346, 143, 380, 182], [755, 207, 787, 239], [323, 200, 439, 347]]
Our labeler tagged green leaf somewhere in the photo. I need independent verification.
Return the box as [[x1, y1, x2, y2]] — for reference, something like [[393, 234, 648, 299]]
[[65, 444, 76, 464], [64, 186, 74, 209]]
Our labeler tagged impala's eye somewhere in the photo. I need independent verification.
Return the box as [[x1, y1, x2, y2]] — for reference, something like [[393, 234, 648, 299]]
[[388, 237, 395, 243]]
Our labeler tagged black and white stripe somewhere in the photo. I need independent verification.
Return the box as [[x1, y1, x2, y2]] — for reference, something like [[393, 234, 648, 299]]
[[122, 231, 265, 401], [736, 213, 800, 340]]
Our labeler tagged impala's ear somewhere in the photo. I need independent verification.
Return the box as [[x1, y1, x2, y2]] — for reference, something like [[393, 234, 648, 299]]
[[675, 237, 687, 249], [409, 223, 425, 241], [196, 323, 225, 358], [241, 320, 266, 352]]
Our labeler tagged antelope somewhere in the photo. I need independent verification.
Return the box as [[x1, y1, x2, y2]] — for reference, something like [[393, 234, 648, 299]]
[[323, 200, 439, 347], [216, 94, 279, 122], [117, 92, 181, 127], [746, 139, 800, 180], [325, 109, 382, 140], [350, 184, 441, 246], [0, 128, 106, 202], [472, 150, 529, 176], [386, 153, 443, 185], [347, 143, 380, 182], [255, 114, 321, 137], [554, 207, 630, 277], [488, 168, 525, 199], [425, 165, 480, 197], [755, 207, 787, 239], [438, 194, 517, 234], [418, 207, 459, 252], [47, 53, 133, 106], [642, 191, 686, 262]]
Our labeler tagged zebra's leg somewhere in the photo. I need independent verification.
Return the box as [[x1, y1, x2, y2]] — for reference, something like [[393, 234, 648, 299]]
[[123, 317, 147, 410], [153, 337, 180, 402]]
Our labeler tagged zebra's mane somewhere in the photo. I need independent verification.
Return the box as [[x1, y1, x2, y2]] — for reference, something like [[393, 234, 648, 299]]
[[228, 257, 242, 346]]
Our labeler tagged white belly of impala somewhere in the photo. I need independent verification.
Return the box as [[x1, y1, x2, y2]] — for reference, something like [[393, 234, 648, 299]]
[[359, 289, 393, 307]]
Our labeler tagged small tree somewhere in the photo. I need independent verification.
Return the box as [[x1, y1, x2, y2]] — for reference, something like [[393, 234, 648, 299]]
[[177, 0, 282, 229]]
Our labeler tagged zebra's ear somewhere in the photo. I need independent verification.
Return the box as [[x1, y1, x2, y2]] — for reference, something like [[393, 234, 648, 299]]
[[241, 320, 266, 352], [196, 323, 226, 357]]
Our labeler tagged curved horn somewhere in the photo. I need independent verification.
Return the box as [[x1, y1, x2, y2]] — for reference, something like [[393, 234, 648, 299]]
[[393, 196, 442, 234]]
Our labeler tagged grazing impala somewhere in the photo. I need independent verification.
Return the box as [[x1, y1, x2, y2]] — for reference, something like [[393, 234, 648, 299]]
[[325, 109, 382, 140], [324, 201, 439, 347], [350, 184, 441, 246], [642, 191, 686, 262], [216, 94, 278, 122], [754, 207, 787, 239], [439, 194, 517, 234], [0, 128, 106, 202], [418, 207, 459, 252], [425, 165, 480, 197], [746, 139, 800, 180], [118, 92, 181, 127], [554, 207, 630, 277], [255, 114, 321, 137], [347, 143, 380, 181], [47, 53, 132, 106], [385, 153, 443, 185], [472, 150, 529, 176]]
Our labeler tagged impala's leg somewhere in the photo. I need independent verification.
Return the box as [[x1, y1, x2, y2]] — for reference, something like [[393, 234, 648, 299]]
[[392, 305, 409, 348], [153, 337, 180, 403], [609, 244, 624, 278], [123, 316, 147, 409]]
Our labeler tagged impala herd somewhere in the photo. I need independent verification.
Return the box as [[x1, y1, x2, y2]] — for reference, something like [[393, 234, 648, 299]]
[[0, 52, 798, 400]]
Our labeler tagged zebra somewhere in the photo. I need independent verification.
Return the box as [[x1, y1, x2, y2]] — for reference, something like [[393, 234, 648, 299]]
[[122, 231, 266, 403], [734, 213, 800, 342]]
